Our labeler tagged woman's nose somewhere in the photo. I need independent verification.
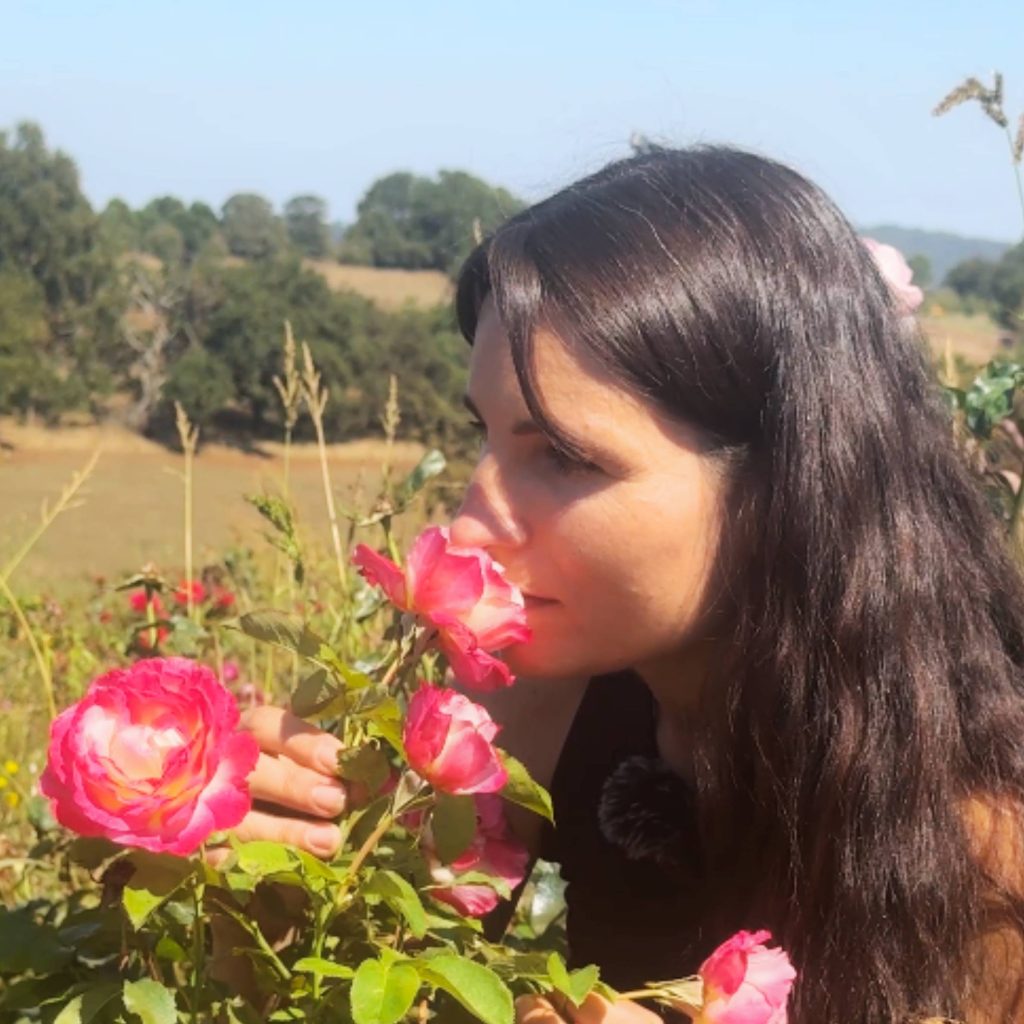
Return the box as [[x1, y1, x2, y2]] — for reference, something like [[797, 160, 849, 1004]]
[[449, 455, 527, 552]]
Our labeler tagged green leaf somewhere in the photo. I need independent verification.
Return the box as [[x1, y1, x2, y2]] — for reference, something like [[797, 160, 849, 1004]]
[[52, 984, 121, 1024], [396, 449, 447, 505], [154, 935, 188, 962], [350, 956, 421, 1024], [0, 908, 73, 972], [235, 610, 326, 659], [417, 954, 514, 1024], [293, 956, 356, 979], [432, 793, 477, 864], [121, 851, 196, 930], [232, 840, 297, 878], [545, 953, 599, 1008], [290, 665, 345, 718], [363, 869, 428, 939], [528, 860, 567, 936], [337, 744, 391, 793], [122, 978, 176, 1024], [359, 695, 405, 754], [499, 752, 553, 823]]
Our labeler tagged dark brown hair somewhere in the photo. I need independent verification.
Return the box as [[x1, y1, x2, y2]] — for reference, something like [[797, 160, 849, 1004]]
[[455, 146, 1024, 1022]]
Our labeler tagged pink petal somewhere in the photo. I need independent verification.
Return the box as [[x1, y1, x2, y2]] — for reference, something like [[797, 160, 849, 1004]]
[[352, 545, 408, 608]]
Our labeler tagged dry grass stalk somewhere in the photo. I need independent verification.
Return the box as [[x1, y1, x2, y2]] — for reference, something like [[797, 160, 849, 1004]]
[[299, 340, 349, 599], [0, 447, 100, 721], [273, 321, 303, 502], [174, 402, 199, 619], [934, 70, 1024, 232]]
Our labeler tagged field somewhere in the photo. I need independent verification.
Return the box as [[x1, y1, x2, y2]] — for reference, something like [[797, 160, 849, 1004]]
[[0, 421, 428, 592], [303, 260, 452, 309]]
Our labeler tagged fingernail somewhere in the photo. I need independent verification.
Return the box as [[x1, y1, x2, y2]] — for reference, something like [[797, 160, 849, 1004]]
[[311, 783, 346, 816], [317, 739, 343, 774], [307, 823, 340, 856]]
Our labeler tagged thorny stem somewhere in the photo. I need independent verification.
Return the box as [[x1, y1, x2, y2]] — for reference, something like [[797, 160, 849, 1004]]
[[380, 629, 437, 690]]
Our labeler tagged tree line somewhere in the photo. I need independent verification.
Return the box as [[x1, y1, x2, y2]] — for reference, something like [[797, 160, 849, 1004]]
[[0, 122, 523, 443]]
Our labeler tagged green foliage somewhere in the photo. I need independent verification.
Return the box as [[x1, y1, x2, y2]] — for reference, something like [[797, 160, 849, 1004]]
[[221, 192, 286, 261], [341, 169, 523, 276], [162, 346, 235, 430], [0, 269, 78, 419], [284, 194, 331, 259]]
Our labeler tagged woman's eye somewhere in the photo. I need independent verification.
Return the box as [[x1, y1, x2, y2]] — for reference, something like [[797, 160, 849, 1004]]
[[544, 444, 600, 476]]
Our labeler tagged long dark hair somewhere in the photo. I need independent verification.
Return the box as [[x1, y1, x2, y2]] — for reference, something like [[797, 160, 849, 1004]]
[[455, 146, 1024, 1022]]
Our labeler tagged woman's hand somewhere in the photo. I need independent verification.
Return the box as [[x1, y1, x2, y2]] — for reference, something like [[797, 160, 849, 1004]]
[[227, 705, 348, 859], [516, 993, 662, 1023]]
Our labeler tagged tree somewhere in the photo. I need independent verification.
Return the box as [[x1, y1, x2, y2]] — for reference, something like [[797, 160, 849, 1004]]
[[221, 193, 285, 260], [945, 257, 997, 299], [98, 198, 140, 253], [284, 194, 331, 259], [0, 270, 74, 418], [340, 170, 523, 275], [162, 346, 234, 431]]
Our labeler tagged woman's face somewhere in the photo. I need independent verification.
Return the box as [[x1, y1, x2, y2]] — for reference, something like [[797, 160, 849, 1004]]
[[449, 299, 729, 682]]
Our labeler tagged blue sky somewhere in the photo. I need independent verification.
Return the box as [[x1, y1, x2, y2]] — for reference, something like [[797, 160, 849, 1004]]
[[2, 0, 1023, 240]]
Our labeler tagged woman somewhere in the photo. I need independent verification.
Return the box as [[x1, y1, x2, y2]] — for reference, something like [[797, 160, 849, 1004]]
[[238, 146, 1024, 1022]]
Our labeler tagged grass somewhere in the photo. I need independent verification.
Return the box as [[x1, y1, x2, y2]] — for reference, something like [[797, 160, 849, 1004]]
[[303, 260, 452, 309], [0, 421, 426, 592]]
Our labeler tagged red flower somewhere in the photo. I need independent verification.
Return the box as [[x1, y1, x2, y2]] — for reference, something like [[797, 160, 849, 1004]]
[[403, 683, 508, 795], [40, 658, 259, 856], [353, 526, 531, 691], [174, 579, 207, 606]]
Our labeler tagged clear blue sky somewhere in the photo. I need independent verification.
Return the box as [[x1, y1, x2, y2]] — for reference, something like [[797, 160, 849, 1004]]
[[2, 0, 1023, 241]]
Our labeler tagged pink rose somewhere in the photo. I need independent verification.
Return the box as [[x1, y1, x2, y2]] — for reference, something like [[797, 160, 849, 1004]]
[[403, 683, 508, 795], [353, 526, 531, 691], [861, 237, 924, 315], [421, 794, 530, 916], [697, 930, 796, 1024], [39, 657, 259, 856]]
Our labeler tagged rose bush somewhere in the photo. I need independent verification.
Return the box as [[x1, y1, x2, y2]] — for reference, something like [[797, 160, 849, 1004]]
[[39, 657, 259, 855], [422, 794, 530, 916], [353, 525, 531, 690]]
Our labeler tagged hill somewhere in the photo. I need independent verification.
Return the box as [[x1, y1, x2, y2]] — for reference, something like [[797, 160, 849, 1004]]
[[859, 225, 1012, 285]]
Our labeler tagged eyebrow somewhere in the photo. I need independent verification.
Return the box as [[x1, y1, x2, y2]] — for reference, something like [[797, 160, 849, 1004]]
[[462, 394, 542, 437]]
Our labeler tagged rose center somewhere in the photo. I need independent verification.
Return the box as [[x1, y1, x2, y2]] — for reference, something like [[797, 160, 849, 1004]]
[[109, 722, 187, 780]]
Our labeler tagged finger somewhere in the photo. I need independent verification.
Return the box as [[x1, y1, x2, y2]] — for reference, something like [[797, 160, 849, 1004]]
[[229, 808, 341, 858], [242, 705, 344, 776], [248, 751, 348, 818], [569, 994, 662, 1023], [516, 995, 566, 1023]]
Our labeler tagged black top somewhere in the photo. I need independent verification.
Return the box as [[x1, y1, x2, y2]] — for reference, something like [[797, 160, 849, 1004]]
[[540, 670, 711, 993]]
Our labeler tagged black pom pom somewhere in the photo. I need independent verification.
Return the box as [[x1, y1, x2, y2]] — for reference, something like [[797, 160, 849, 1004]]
[[597, 755, 699, 871]]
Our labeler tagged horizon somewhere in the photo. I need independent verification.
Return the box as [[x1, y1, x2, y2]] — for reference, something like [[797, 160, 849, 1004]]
[[2, 0, 1023, 243]]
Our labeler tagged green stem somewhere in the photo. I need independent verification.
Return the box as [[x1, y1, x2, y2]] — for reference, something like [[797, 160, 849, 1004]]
[[191, 861, 206, 1021]]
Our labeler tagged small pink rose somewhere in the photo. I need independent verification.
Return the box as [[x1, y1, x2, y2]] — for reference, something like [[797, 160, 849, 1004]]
[[421, 794, 530, 916], [403, 683, 508, 795], [697, 930, 796, 1024], [861, 237, 924, 315], [353, 526, 531, 691], [40, 657, 259, 856]]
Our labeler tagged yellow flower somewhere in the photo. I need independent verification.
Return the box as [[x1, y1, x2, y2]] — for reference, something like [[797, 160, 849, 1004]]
[[3, 791, 19, 809], [0, 777, 7, 789], [4, 760, 18, 775]]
